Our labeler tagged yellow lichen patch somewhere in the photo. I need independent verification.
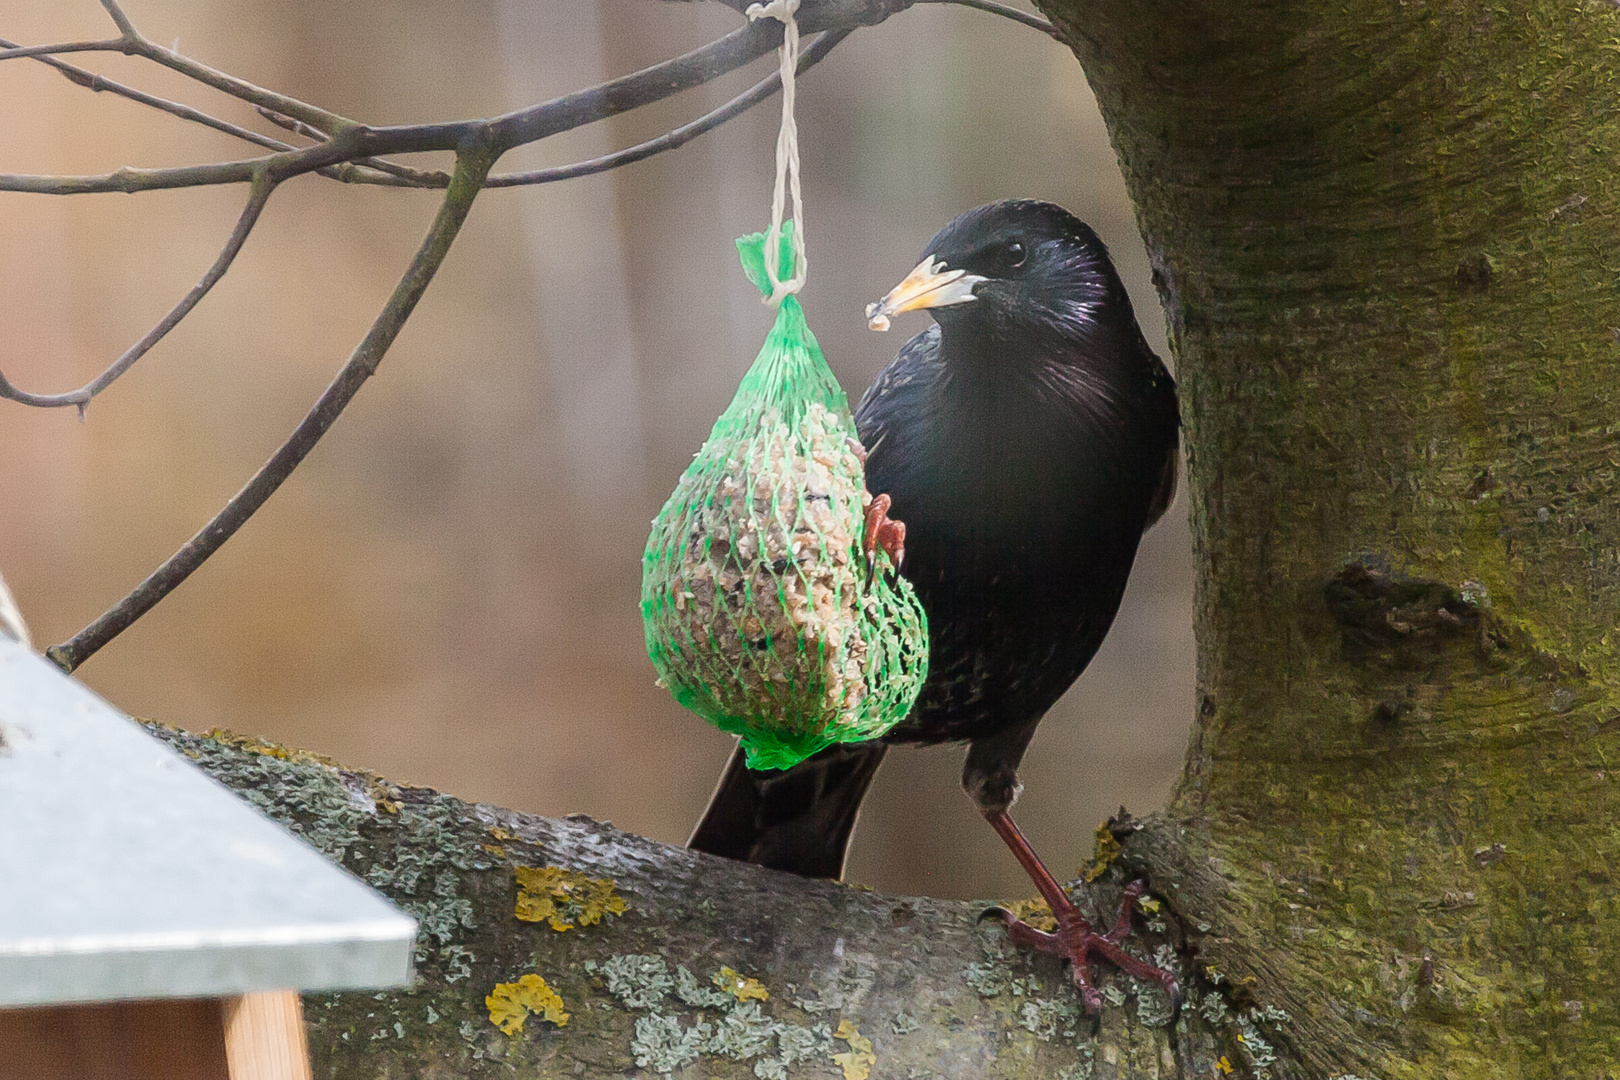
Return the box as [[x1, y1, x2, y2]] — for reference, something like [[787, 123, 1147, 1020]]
[[489, 825, 521, 842], [831, 1020, 876, 1080], [201, 726, 400, 809], [482, 843, 507, 860], [1083, 819, 1123, 883], [1001, 897, 1057, 932], [713, 966, 769, 1002], [203, 727, 337, 767], [513, 866, 627, 931], [1216, 1055, 1234, 1074], [486, 974, 569, 1035]]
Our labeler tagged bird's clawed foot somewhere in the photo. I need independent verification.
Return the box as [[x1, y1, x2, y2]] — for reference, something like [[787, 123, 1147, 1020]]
[[983, 880, 1179, 1017], [863, 492, 906, 569]]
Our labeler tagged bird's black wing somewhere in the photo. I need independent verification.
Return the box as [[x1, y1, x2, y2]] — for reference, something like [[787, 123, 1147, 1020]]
[[853, 324, 944, 477], [1143, 361, 1181, 526]]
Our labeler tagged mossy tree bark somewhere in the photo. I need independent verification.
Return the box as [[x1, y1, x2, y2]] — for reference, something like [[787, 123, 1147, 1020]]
[[1037, 0, 1620, 1075], [159, 725, 1217, 1080]]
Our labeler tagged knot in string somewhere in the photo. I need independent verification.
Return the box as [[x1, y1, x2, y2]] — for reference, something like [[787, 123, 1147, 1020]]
[[746, 0, 806, 307]]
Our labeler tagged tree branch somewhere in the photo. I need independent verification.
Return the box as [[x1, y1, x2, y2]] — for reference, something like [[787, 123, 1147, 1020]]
[[95, 0, 351, 135], [97, 0, 138, 39], [0, 0, 1055, 197], [0, 38, 129, 62], [2, 36, 291, 151], [0, 170, 277, 412], [487, 28, 850, 187], [45, 148, 496, 674], [0, 41, 421, 189], [252, 107, 443, 185], [918, 0, 1061, 40], [0, 20, 791, 196], [150, 723, 1251, 1079]]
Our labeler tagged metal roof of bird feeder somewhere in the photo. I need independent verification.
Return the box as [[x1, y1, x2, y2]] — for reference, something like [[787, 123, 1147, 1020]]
[[0, 635, 416, 1007]]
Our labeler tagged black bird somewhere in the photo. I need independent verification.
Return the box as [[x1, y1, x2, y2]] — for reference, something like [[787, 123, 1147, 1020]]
[[688, 200, 1180, 1009]]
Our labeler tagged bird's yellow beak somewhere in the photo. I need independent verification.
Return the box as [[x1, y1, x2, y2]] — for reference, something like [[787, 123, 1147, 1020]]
[[865, 256, 987, 331]]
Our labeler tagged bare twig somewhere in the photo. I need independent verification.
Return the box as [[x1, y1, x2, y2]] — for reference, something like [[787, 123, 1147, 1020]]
[[312, 28, 853, 192], [918, 0, 1059, 39], [88, 25, 852, 195], [0, 170, 277, 413], [0, 20, 791, 195], [1, 0, 1056, 196], [0, 0, 350, 133], [487, 28, 851, 188], [97, 0, 138, 38], [0, 38, 424, 189], [46, 148, 496, 674], [99, 0, 351, 135], [0, 38, 130, 62], [1, 36, 291, 152], [254, 106, 325, 142], [255, 106, 452, 186]]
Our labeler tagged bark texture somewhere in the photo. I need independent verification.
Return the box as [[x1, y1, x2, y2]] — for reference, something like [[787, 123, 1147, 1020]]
[[160, 724, 1263, 1079], [1039, 0, 1620, 1076]]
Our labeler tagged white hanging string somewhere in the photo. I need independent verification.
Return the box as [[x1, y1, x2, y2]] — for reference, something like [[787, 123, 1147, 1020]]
[[745, 0, 806, 307]]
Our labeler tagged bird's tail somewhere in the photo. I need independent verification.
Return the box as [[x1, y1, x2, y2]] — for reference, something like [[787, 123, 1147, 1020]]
[[687, 741, 888, 880]]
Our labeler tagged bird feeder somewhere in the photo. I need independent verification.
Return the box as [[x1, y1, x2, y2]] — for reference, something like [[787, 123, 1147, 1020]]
[[0, 636, 416, 1079]]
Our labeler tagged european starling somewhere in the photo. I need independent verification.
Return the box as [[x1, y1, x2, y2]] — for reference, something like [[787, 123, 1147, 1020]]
[[688, 200, 1181, 1010]]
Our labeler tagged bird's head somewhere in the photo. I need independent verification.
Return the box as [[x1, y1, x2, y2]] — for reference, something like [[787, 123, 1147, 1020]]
[[865, 200, 1126, 349]]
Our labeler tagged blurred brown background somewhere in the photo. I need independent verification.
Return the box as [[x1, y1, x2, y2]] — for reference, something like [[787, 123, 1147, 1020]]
[[0, 0, 1191, 900]]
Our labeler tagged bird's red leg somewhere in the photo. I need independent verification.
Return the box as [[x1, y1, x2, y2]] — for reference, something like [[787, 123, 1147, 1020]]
[[863, 493, 906, 569], [849, 436, 906, 569], [982, 809, 1179, 1016]]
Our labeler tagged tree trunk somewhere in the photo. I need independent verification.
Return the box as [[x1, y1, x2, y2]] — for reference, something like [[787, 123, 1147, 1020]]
[[1039, 0, 1620, 1075]]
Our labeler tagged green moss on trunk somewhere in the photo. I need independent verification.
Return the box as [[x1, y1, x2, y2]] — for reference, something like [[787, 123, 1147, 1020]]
[[1039, 0, 1620, 1074]]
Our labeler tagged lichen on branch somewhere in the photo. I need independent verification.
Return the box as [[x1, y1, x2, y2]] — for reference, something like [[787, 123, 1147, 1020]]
[[150, 723, 1261, 1078]]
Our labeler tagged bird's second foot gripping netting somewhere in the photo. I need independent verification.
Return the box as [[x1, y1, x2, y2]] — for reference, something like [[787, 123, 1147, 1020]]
[[641, 227, 928, 770]]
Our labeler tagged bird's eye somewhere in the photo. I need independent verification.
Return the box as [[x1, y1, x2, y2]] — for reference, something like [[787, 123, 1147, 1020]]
[[989, 241, 1026, 275]]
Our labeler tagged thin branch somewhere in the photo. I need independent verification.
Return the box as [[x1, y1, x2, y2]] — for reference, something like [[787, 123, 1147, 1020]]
[[0, 18, 792, 196], [486, 19, 781, 148], [0, 160, 262, 194], [256, 106, 452, 187], [46, 147, 497, 675], [0, 0, 1054, 197], [486, 28, 851, 188], [0, 35, 291, 153], [0, 170, 277, 413], [319, 28, 853, 193], [77, 0, 354, 136], [254, 106, 325, 142], [98, 0, 138, 38], [124, 34, 353, 136], [916, 0, 1059, 39], [0, 38, 425, 190], [0, 38, 129, 62]]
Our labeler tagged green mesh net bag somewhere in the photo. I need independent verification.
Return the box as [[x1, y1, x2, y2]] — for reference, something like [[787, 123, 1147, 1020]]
[[641, 227, 929, 771]]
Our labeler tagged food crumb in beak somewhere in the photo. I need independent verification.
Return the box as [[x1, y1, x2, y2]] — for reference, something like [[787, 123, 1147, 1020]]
[[865, 301, 892, 332]]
